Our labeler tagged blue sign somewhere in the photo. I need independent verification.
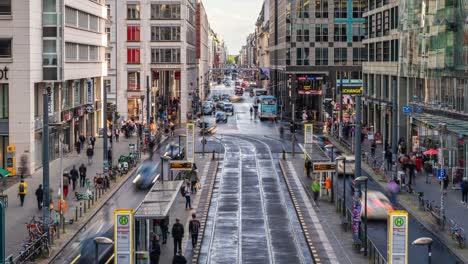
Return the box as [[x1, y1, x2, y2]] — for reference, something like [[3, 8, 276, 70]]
[[403, 106, 413, 114], [307, 77, 315, 81], [437, 169, 447, 180], [415, 106, 423, 114]]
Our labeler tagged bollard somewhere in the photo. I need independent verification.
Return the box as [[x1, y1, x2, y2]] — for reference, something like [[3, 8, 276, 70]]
[[282, 150, 286, 160], [75, 206, 78, 221], [92, 192, 95, 206], [212, 150, 215, 160], [88, 199, 90, 209], [62, 214, 65, 234], [79, 203, 83, 217], [84, 200, 87, 213]]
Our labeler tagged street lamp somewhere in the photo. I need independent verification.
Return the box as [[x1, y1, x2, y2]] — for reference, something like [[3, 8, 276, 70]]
[[94, 237, 113, 264], [412, 237, 433, 264], [324, 144, 335, 203], [178, 134, 186, 157], [324, 144, 335, 161], [335, 156, 347, 218], [437, 122, 447, 228], [355, 176, 368, 256], [49, 121, 66, 236]]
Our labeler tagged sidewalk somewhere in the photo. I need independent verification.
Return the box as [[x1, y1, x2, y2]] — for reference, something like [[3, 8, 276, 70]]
[[4, 135, 139, 257], [328, 134, 468, 263]]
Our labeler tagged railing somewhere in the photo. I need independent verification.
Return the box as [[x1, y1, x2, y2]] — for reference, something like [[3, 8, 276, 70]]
[[5, 233, 48, 264]]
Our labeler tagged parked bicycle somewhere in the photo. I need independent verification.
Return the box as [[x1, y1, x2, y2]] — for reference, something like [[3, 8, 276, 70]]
[[449, 219, 466, 248]]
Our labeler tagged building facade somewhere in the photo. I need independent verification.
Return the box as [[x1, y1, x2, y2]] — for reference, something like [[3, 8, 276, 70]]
[[0, 0, 107, 172], [255, 0, 270, 88], [197, 1, 210, 101]]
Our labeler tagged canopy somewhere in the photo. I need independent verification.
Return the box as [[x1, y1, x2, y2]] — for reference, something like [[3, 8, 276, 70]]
[[0, 168, 11, 178], [423, 149, 439, 155]]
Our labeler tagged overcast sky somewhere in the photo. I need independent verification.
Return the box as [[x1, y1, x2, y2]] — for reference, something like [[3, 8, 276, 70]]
[[202, 0, 264, 55]]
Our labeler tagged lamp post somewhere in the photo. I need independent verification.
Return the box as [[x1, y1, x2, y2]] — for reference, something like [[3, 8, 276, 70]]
[[325, 144, 335, 203], [438, 122, 447, 228], [412, 237, 433, 264], [336, 156, 347, 217], [49, 121, 66, 236], [355, 176, 368, 256], [94, 237, 113, 264]]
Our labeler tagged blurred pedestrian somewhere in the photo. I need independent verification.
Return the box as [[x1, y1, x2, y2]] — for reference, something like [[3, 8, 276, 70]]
[[189, 213, 201, 249], [35, 184, 43, 210], [461, 178, 468, 204], [89, 135, 96, 150], [63, 173, 70, 198], [79, 134, 86, 150], [172, 218, 184, 255], [150, 236, 161, 264], [79, 163, 87, 188], [115, 128, 120, 142], [18, 179, 28, 206], [325, 176, 331, 195], [70, 165, 79, 191], [305, 159, 312, 178], [312, 179, 320, 202], [387, 180, 400, 207], [86, 146, 94, 165]]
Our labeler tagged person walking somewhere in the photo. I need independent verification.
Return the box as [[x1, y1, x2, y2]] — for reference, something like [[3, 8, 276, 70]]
[[18, 179, 28, 206], [423, 161, 433, 184], [250, 107, 253, 119], [89, 136, 96, 150], [387, 179, 400, 207], [312, 179, 320, 202], [115, 128, 120, 142], [75, 140, 81, 154], [171, 218, 184, 255], [461, 178, 468, 204], [385, 149, 393, 172], [63, 173, 70, 198], [184, 188, 192, 210], [161, 219, 169, 244], [79, 134, 86, 150], [79, 163, 87, 188], [35, 184, 43, 210], [189, 213, 201, 249], [172, 252, 187, 264], [150, 236, 161, 264], [370, 140, 377, 157], [70, 165, 79, 191], [325, 176, 331, 195], [305, 159, 312, 178], [86, 146, 94, 165]]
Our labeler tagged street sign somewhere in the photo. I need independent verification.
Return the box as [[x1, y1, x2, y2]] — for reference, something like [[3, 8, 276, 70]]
[[186, 123, 195, 163], [114, 209, 134, 264], [437, 168, 447, 180], [170, 161, 193, 170], [341, 86, 363, 95], [304, 123, 313, 144], [415, 106, 423, 114], [312, 162, 336, 172], [402, 106, 412, 114], [388, 210, 408, 264]]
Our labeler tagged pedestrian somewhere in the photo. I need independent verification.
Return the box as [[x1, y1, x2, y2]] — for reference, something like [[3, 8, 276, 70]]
[[423, 161, 432, 184], [63, 173, 70, 198], [189, 213, 201, 249], [79, 163, 87, 188], [170, 122, 175, 137], [171, 218, 184, 255], [370, 140, 377, 157], [115, 128, 120, 142], [150, 236, 161, 264], [108, 147, 113, 166], [79, 134, 86, 150], [387, 180, 400, 207], [250, 107, 253, 119], [305, 159, 312, 178], [35, 184, 43, 210], [161, 219, 169, 244], [325, 176, 331, 195], [89, 135, 96, 150], [385, 149, 393, 172], [172, 251, 187, 264], [70, 165, 79, 191], [18, 179, 28, 206], [185, 188, 192, 210], [86, 146, 94, 165], [190, 170, 198, 194], [311, 179, 320, 202], [75, 140, 81, 154], [461, 178, 468, 204]]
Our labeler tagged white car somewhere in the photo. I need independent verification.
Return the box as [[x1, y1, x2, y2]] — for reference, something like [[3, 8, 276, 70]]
[[360, 190, 394, 220], [336, 156, 355, 176]]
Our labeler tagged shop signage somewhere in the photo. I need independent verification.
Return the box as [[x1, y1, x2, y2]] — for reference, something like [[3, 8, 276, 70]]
[[186, 122, 195, 162], [114, 209, 134, 264], [303, 85, 311, 90], [298, 77, 307, 81], [74, 107, 84, 118], [298, 90, 322, 95], [73, 81, 81, 106], [388, 210, 408, 264], [0, 66, 9, 80], [86, 79, 94, 104], [63, 111, 73, 122], [312, 162, 336, 172], [415, 106, 423, 114], [304, 123, 313, 144], [341, 87, 363, 95], [436, 169, 447, 180], [307, 77, 315, 81], [45, 84, 54, 116], [402, 106, 412, 114], [170, 161, 193, 170], [85, 104, 94, 113]]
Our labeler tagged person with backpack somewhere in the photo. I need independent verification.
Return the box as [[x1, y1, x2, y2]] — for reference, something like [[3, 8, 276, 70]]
[[171, 218, 184, 255], [189, 213, 201, 249], [89, 136, 96, 150], [184, 188, 192, 210], [35, 184, 43, 210], [86, 146, 94, 165], [79, 163, 87, 188], [70, 165, 79, 191], [18, 179, 28, 207]]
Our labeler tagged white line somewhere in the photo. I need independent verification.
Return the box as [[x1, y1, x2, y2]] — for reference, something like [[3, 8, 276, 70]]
[[286, 160, 339, 263], [238, 140, 243, 264]]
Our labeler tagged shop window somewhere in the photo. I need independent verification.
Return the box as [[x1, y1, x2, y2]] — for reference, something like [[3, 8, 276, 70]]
[[127, 25, 140, 42], [127, 4, 140, 20], [127, 48, 140, 64], [0, 38, 11, 58], [0, 84, 8, 119], [0, 0, 11, 15], [128, 71, 140, 90]]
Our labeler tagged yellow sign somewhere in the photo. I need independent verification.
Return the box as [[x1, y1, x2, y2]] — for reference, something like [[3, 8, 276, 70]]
[[6, 145, 16, 176], [303, 85, 311, 90], [341, 87, 363, 95], [170, 161, 193, 170], [313, 162, 336, 172], [388, 210, 408, 264], [114, 209, 134, 264]]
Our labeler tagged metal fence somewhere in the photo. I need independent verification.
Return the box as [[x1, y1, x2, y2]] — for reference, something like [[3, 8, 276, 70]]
[[5, 233, 48, 264]]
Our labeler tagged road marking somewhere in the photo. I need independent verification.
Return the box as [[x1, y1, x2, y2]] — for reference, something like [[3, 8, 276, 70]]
[[287, 160, 339, 263]]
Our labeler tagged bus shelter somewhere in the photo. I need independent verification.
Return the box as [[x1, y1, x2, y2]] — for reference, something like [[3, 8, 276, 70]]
[[133, 180, 183, 264], [301, 143, 334, 197]]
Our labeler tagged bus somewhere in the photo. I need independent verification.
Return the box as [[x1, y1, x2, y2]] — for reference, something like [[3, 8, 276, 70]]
[[253, 88, 268, 96], [258, 95, 277, 120]]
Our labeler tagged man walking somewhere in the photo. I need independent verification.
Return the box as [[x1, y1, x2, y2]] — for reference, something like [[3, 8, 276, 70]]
[[184, 188, 192, 210], [79, 134, 86, 150], [79, 163, 87, 188], [70, 165, 79, 191], [461, 178, 468, 205], [189, 213, 201, 249], [172, 218, 184, 255], [150, 236, 161, 264], [86, 146, 94, 165], [90, 135, 96, 150], [63, 173, 70, 198], [35, 184, 43, 210], [312, 178, 320, 202], [18, 179, 28, 206], [305, 159, 312, 178], [385, 149, 393, 172]]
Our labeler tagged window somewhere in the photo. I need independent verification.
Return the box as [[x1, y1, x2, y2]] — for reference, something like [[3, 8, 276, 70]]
[[296, 24, 309, 42], [105, 52, 111, 67], [296, 47, 309, 65], [186, 47, 196, 64], [65, 6, 101, 32], [65, 43, 77, 60], [390, 7, 398, 29], [127, 4, 140, 20], [78, 10, 88, 29], [352, 0, 365, 18], [334, 24, 347, 42], [0, 0, 11, 15], [151, 48, 180, 64], [151, 4, 181, 19], [353, 47, 367, 65], [104, 80, 111, 93], [0, 84, 8, 119], [89, 46, 98, 60], [151, 26, 181, 41], [383, 41, 389, 61], [334, 0, 347, 18], [106, 27, 111, 43], [376, 12, 382, 37], [315, 24, 328, 42], [127, 71, 140, 90], [89, 15, 98, 32], [383, 10, 390, 35], [391, 39, 399, 61], [186, 27, 196, 45], [127, 48, 140, 64], [0, 39, 11, 58], [315, 0, 328, 18], [106, 4, 111, 18], [79, 45, 88, 61], [65, 7, 77, 26], [296, 0, 309, 18], [315, 48, 328, 65], [334, 48, 347, 65], [62, 81, 71, 109], [286, 48, 291, 65], [127, 26, 140, 41], [352, 26, 365, 42], [376, 42, 382, 61], [369, 43, 375, 61]]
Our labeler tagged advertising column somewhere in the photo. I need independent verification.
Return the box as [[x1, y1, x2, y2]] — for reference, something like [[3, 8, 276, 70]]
[[186, 122, 195, 163]]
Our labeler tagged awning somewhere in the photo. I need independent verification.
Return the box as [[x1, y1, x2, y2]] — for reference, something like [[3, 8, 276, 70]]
[[0, 168, 11, 178], [299, 143, 330, 162], [134, 180, 183, 219], [412, 113, 468, 137]]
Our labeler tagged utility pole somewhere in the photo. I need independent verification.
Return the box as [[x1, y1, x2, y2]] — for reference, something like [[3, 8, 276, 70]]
[[438, 122, 447, 228], [355, 95, 362, 181], [42, 92, 51, 240], [1, 200, 5, 263], [103, 82, 108, 174], [146, 75, 150, 123], [339, 72, 343, 140], [392, 78, 398, 179]]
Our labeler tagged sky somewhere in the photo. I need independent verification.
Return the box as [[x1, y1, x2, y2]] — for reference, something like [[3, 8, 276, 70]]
[[202, 0, 264, 55]]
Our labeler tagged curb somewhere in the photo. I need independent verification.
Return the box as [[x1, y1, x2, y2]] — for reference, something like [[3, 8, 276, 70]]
[[327, 135, 468, 263], [278, 160, 321, 264]]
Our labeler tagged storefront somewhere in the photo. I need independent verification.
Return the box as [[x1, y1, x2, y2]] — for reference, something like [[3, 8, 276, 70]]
[[295, 74, 326, 120], [34, 126, 59, 169]]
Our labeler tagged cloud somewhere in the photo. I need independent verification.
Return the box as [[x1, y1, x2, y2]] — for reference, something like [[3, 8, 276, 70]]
[[202, 0, 264, 54]]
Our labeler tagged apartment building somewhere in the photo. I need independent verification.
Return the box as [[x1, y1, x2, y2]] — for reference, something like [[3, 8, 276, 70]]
[[197, 1, 210, 101], [0, 0, 107, 172], [255, 0, 270, 88]]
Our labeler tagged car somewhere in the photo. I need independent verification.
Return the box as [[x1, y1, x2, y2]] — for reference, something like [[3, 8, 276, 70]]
[[360, 190, 394, 220], [198, 121, 217, 134], [212, 94, 220, 102], [216, 101, 225, 110], [202, 105, 213, 115], [163, 144, 185, 160], [132, 161, 160, 189], [222, 94, 230, 101], [215, 112, 228, 123], [336, 155, 355, 176], [223, 102, 234, 115]]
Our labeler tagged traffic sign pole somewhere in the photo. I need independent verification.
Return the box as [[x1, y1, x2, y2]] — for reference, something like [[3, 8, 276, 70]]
[[1, 200, 5, 264]]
